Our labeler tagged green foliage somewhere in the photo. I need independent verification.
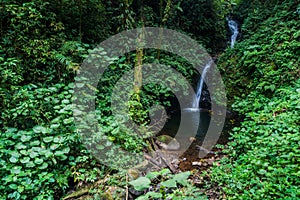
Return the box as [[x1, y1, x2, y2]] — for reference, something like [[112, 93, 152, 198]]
[[167, 0, 228, 51], [210, 1, 300, 199], [56, 0, 112, 43], [1, 0, 215, 199], [213, 0, 242, 18], [5, 0, 299, 198], [0, 82, 109, 199], [218, 1, 300, 104], [129, 169, 206, 199], [0, 1, 101, 198], [129, 177, 152, 191], [1, 1, 67, 83], [211, 80, 300, 199], [0, 83, 85, 199], [93, 50, 196, 153]]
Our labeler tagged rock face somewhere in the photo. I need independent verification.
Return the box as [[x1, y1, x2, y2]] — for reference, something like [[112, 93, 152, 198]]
[[156, 135, 180, 150]]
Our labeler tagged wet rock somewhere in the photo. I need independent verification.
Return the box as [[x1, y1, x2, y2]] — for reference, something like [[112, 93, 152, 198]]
[[127, 168, 139, 180], [192, 161, 202, 166], [171, 158, 180, 168], [157, 135, 174, 143], [156, 135, 180, 150]]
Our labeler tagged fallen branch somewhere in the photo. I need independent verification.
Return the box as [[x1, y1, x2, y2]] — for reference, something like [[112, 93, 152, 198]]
[[157, 150, 177, 173], [144, 153, 162, 168]]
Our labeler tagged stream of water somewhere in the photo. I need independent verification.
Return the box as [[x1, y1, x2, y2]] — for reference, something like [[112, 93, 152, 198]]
[[161, 60, 213, 140], [192, 60, 213, 108], [228, 19, 239, 48]]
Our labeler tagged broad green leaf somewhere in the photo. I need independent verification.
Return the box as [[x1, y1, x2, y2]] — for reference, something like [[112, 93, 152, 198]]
[[10, 166, 21, 174], [16, 143, 27, 149], [9, 157, 18, 163], [45, 151, 53, 158], [17, 185, 24, 193], [62, 99, 70, 104], [39, 149, 48, 156], [136, 196, 148, 200], [146, 192, 163, 198], [33, 125, 44, 133], [54, 151, 65, 156], [10, 151, 20, 158], [173, 171, 190, 186], [21, 135, 32, 142], [258, 169, 267, 175], [62, 147, 70, 153], [96, 145, 104, 150], [161, 179, 177, 188], [53, 136, 64, 143], [20, 157, 30, 164], [159, 168, 171, 176], [29, 151, 39, 158], [32, 147, 42, 152], [58, 155, 68, 161], [8, 191, 20, 199], [39, 162, 48, 170], [50, 144, 59, 150], [146, 171, 160, 180], [63, 118, 73, 124], [7, 128, 18, 133], [53, 105, 61, 110], [52, 158, 57, 165], [5, 139, 15, 146], [34, 158, 43, 165], [9, 184, 17, 190], [20, 150, 28, 155], [129, 177, 151, 191], [50, 124, 60, 129], [26, 161, 35, 168], [43, 136, 53, 143], [30, 140, 40, 146]]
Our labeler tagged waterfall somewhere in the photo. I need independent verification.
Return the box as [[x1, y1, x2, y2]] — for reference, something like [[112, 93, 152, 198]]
[[228, 19, 239, 48], [192, 60, 213, 108], [181, 59, 213, 141]]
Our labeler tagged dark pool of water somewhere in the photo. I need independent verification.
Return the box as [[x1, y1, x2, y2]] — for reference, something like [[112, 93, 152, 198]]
[[157, 108, 239, 171], [159, 108, 211, 141]]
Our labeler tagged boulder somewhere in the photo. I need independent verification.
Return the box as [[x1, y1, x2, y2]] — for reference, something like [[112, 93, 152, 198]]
[[156, 135, 180, 150]]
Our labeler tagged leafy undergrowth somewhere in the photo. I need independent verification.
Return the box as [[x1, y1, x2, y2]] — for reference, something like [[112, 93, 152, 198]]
[[129, 169, 206, 200], [208, 1, 300, 199], [0, 83, 99, 199], [210, 80, 300, 199]]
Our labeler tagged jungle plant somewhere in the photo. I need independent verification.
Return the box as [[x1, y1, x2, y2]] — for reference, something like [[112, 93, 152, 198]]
[[129, 169, 206, 200]]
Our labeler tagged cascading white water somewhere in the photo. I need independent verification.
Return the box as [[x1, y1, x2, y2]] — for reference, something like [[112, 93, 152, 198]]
[[192, 60, 213, 108], [228, 19, 239, 48], [181, 60, 212, 140]]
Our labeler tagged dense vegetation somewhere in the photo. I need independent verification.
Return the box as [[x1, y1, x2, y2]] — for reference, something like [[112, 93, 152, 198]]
[[210, 1, 300, 199], [0, 0, 299, 199]]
